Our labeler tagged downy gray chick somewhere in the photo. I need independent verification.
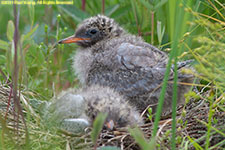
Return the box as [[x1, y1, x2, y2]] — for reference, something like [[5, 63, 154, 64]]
[[46, 85, 143, 131], [58, 15, 194, 114]]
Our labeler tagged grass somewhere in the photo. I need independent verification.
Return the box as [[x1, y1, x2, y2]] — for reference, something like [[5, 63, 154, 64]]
[[0, 0, 225, 149]]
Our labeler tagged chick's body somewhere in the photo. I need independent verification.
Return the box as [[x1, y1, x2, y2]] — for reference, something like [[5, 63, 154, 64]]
[[48, 85, 143, 129], [73, 36, 168, 113], [60, 15, 193, 113]]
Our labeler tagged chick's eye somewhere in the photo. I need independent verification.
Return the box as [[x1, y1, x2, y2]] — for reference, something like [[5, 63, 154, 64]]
[[89, 29, 98, 35]]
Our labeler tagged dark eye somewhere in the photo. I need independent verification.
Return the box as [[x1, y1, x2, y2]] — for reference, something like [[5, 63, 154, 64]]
[[89, 29, 98, 35]]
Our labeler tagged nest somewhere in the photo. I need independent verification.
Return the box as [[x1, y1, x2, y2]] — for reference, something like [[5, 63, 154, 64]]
[[68, 99, 225, 150], [0, 84, 38, 146], [0, 84, 25, 127], [1, 84, 224, 150]]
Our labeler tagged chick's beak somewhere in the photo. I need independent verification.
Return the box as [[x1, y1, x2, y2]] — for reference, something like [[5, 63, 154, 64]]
[[58, 35, 90, 44], [106, 120, 115, 130]]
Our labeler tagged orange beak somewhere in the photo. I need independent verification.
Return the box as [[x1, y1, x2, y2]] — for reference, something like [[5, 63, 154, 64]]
[[58, 36, 90, 44], [106, 120, 115, 130]]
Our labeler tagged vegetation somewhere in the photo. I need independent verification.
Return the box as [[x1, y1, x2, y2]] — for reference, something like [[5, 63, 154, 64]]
[[0, 0, 224, 149]]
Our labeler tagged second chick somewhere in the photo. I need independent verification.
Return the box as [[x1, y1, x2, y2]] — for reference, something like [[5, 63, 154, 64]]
[[47, 85, 143, 131]]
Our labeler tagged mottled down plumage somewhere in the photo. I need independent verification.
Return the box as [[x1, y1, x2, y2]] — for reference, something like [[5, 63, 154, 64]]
[[59, 15, 194, 114], [47, 85, 143, 129]]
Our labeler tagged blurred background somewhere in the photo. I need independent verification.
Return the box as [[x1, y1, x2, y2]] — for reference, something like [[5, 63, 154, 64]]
[[0, 0, 224, 99], [0, 0, 225, 149]]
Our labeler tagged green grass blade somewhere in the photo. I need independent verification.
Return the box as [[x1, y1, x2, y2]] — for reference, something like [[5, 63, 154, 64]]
[[171, 1, 192, 149], [23, 24, 39, 41], [57, 5, 90, 23], [7, 20, 15, 42], [205, 97, 213, 149], [154, 0, 168, 10], [91, 113, 107, 147], [0, 40, 9, 50], [129, 127, 156, 150], [139, 0, 154, 10], [187, 136, 204, 150], [152, 2, 192, 150], [168, 0, 176, 40], [105, 4, 120, 16]]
